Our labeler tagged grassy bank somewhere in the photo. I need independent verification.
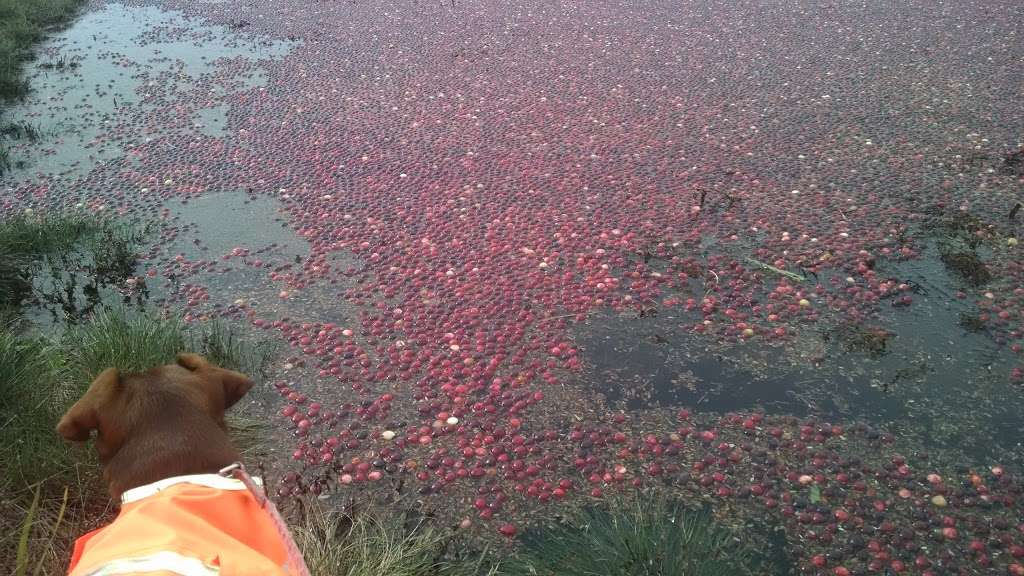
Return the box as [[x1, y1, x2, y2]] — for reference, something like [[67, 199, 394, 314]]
[[1, 309, 277, 574], [1, 0, 86, 174], [0, 0, 85, 101], [0, 309, 276, 494], [0, 212, 276, 573]]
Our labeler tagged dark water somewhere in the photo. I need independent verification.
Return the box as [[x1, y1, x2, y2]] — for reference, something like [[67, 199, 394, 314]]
[[578, 236, 1023, 468]]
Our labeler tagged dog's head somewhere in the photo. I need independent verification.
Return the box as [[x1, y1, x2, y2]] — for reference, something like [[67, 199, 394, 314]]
[[56, 353, 253, 459]]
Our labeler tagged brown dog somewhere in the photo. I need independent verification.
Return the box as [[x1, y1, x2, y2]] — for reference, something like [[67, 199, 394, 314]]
[[56, 353, 254, 500]]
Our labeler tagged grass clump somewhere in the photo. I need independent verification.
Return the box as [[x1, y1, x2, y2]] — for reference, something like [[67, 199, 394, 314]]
[[0, 0, 86, 101], [0, 211, 149, 321], [0, 316, 106, 576], [0, 120, 43, 140], [61, 309, 275, 383], [60, 310, 189, 385], [294, 504, 498, 576], [0, 210, 109, 256], [192, 316, 278, 378], [0, 320, 67, 493], [0, 119, 43, 175], [505, 495, 761, 576], [296, 507, 446, 576]]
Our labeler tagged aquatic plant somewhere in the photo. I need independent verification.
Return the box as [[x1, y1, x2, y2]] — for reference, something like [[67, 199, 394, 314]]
[[505, 496, 761, 576], [0, 121, 43, 141], [938, 245, 992, 286], [828, 323, 894, 359], [1001, 149, 1024, 177], [38, 55, 80, 71]]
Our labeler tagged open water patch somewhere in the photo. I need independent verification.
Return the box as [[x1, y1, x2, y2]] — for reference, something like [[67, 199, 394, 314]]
[[156, 189, 361, 327]]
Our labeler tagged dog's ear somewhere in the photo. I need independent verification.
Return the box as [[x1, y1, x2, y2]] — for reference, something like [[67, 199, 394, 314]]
[[219, 368, 254, 410], [179, 352, 253, 411], [57, 367, 120, 441], [176, 352, 210, 371]]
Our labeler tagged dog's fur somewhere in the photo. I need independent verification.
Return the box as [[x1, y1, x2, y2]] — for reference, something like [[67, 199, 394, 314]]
[[56, 353, 254, 500]]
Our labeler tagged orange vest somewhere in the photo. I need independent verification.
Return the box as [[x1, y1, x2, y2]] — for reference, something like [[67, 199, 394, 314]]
[[69, 475, 292, 576]]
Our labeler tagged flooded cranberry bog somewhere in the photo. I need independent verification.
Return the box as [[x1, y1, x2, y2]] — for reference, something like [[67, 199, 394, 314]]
[[3, 0, 1023, 573]]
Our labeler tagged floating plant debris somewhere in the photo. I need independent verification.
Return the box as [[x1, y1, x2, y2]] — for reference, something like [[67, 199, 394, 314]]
[[829, 323, 894, 360], [1002, 149, 1024, 178], [3, 0, 1024, 573], [939, 247, 992, 287]]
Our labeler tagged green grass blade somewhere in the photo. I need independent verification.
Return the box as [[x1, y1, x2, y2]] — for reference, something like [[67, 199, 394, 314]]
[[506, 494, 762, 576], [32, 486, 69, 576], [15, 484, 40, 576]]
